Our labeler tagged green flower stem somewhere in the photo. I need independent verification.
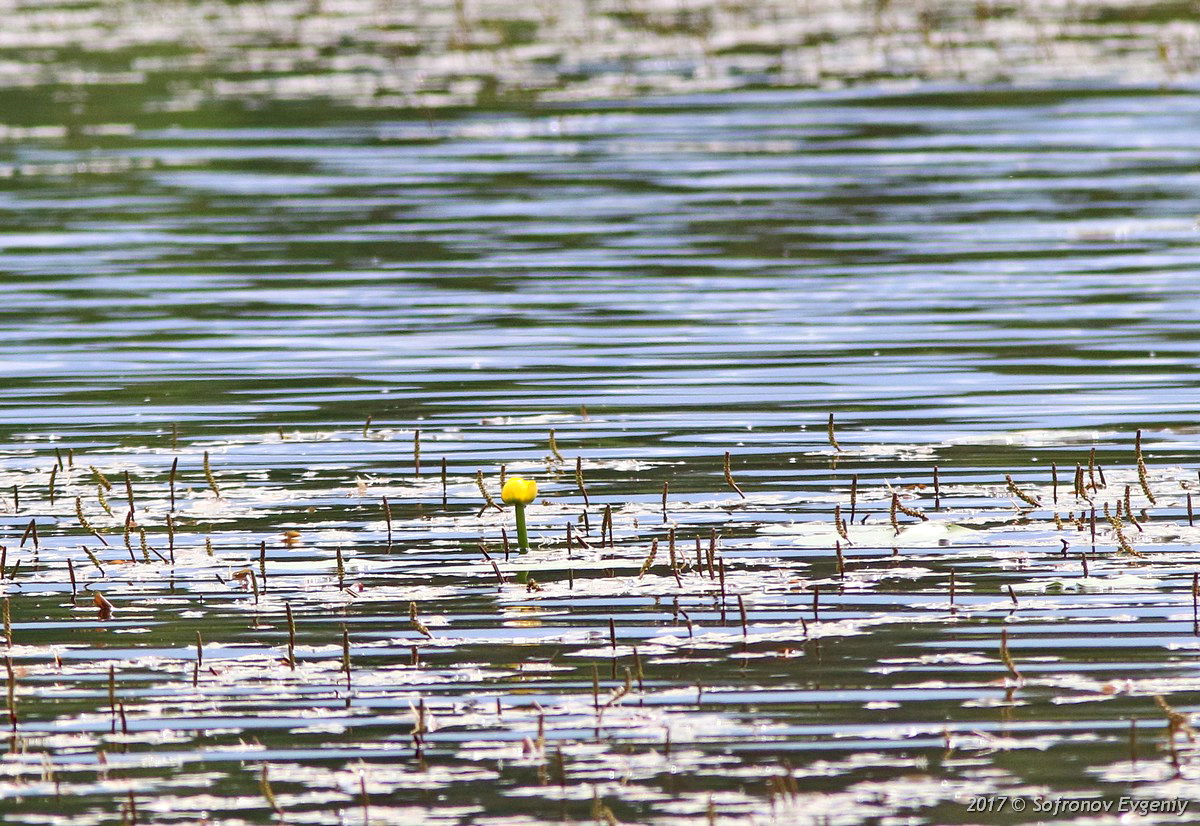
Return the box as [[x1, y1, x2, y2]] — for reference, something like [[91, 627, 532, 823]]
[[515, 503, 529, 551]]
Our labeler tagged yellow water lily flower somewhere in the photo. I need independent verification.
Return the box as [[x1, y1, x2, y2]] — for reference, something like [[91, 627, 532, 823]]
[[501, 476, 537, 506], [500, 476, 537, 551]]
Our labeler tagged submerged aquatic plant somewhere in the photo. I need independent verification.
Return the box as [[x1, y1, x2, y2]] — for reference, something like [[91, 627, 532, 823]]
[[501, 476, 537, 551], [4, 417, 1200, 823]]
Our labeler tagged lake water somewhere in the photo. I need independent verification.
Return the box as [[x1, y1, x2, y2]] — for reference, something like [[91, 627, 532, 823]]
[[3, 2, 1200, 824]]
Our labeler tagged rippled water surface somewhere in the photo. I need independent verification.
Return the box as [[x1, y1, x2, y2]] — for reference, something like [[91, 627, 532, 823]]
[[5, 2, 1200, 825]]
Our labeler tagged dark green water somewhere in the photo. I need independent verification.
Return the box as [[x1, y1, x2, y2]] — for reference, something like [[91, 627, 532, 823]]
[[3, 2, 1200, 824]]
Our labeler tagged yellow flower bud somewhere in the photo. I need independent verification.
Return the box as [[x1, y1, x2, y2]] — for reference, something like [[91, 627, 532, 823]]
[[501, 476, 537, 506]]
